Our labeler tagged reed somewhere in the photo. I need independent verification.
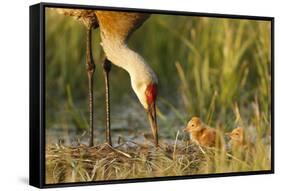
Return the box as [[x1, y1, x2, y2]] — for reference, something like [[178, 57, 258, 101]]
[[45, 9, 272, 183]]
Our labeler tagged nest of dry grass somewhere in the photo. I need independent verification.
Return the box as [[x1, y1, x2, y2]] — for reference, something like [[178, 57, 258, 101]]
[[46, 134, 271, 184], [46, 137, 207, 184]]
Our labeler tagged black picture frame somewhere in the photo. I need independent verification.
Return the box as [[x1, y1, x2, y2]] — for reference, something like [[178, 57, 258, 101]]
[[29, 2, 274, 189]]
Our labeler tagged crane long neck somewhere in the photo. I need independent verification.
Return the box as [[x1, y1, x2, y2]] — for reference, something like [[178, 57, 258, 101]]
[[100, 37, 156, 84], [100, 34, 158, 109]]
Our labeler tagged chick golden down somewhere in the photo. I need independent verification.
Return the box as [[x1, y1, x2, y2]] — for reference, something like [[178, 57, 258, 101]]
[[184, 117, 221, 147]]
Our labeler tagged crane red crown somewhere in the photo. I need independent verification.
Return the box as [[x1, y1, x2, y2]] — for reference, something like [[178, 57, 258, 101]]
[[145, 83, 157, 105]]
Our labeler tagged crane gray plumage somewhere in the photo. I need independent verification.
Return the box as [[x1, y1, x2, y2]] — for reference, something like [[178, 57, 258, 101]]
[[54, 8, 158, 147]]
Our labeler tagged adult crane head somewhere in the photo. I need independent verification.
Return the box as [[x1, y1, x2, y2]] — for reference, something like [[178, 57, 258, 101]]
[[131, 71, 158, 146]]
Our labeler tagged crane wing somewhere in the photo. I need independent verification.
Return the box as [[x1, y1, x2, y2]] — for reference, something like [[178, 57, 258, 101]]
[[54, 8, 98, 28], [95, 11, 150, 42]]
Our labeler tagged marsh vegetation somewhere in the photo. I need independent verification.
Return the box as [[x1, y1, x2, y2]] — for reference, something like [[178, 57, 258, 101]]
[[45, 9, 272, 183]]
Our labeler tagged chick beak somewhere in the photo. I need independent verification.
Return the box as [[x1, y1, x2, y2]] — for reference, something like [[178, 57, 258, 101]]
[[147, 102, 158, 146], [225, 132, 232, 138]]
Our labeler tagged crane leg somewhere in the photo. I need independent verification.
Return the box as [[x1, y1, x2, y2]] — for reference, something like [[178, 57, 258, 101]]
[[103, 58, 112, 146], [86, 25, 95, 147]]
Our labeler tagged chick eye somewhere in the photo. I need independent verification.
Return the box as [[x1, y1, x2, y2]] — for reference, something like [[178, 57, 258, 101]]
[[192, 124, 194, 127]]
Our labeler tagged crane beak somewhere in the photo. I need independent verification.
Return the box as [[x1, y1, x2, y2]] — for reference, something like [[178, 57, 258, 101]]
[[147, 102, 158, 146]]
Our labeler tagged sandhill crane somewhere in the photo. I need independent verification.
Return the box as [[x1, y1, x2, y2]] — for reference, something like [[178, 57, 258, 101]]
[[55, 8, 159, 147]]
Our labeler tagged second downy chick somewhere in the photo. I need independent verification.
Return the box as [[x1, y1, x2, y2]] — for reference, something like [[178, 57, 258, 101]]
[[226, 127, 255, 153]]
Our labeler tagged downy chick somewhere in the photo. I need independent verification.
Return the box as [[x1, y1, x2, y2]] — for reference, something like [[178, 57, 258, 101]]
[[184, 117, 221, 147]]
